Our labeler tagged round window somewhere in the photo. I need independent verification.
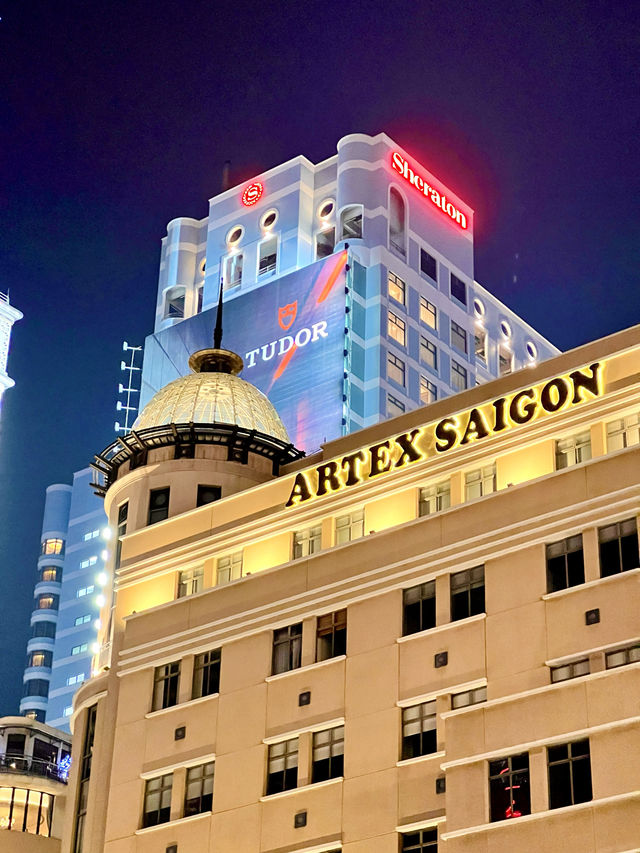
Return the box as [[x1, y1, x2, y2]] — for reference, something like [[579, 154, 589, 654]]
[[226, 225, 244, 246], [473, 298, 485, 318], [500, 320, 512, 338], [526, 341, 538, 360], [260, 209, 278, 230], [318, 199, 335, 220]]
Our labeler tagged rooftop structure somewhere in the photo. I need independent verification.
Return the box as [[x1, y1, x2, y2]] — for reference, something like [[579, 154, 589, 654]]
[[0, 290, 23, 410]]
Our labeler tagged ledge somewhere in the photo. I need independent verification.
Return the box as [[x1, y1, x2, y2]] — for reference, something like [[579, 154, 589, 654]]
[[265, 655, 346, 683], [542, 567, 640, 600], [144, 692, 220, 718], [135, 810, 212, 835], [397, 613, 486, 644], [397, 750, 445, 768], [260, 776, 343, 802]]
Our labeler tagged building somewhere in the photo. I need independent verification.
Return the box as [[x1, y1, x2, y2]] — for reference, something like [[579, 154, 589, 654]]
[[0, 289, 22, 411], [0, 715, 71, 850], [62, 322, 639, 852]]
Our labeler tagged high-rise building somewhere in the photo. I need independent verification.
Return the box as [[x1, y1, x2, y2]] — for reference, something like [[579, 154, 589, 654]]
[[0, 290, 22, 411]]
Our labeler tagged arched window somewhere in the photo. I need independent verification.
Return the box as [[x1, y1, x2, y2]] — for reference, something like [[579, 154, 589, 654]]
[[163, 286, 186, 319], [339, 205, 363, 240], [389, 187, 406, 255]]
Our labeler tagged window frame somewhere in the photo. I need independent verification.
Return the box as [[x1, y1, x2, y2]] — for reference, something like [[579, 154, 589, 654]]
[[192, 649, 221, 699], [598, 517, 639, 577], [545, 534, 585, 592], [547, 739, 592, 809], [142, 773, 173, 827], [335, 509, 364, 545], [450, 565, 485, 622], [152, 661, 180, 711], [316, 609, 347, 661], [451, 359, 467, 391], [147, 487, 170, 526], [387, 351, 406, 387], [489, 752, 531, 821], [403, 581, 436, 636], [450, 320, 468, 354], [388, 310, 407, 346], [420, 335, 438, 371], [184, 761, 215, 817], [312, 725, 345, 782], [293, 525, 322, 559], [272, 623, 303, 675], [266, 738, 298, 795], [401, 700, 438, 759]]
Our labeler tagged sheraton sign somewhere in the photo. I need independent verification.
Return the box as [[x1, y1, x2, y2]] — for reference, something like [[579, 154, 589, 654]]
[[391, 151, 468, 230], [286, 363, 604, 507]]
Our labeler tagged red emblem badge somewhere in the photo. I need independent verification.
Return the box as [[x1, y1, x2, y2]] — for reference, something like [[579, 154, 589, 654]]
[[278, 301, 298, 331], [241, 181, 264, 207]]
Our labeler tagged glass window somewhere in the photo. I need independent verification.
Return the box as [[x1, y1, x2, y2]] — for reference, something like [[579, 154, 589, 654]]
[[163, 286, 185, 319], [451, 686, 487, 708], [312, 726, 344, 782], [0, 787, 54, 836], [546, 535, 585, 592], [548, 739, 592, 809], [115, 501, 128, 571], [73, 704, 96, 852], [403, 581, 436, 635], [451, 566, 485, 621], [389, 188, 406, 255], [223, 252, 243, 289], [420, 336, 437, 371], [388, 271, 406, 305], [39, 566, 60, 583], [489, 753, 530, 821], [450, 273, 467, 305], [6, 734, 25, 756], [184, 762, 214, 816], [551, 659, 590, 683], [196, 283, 204, 314], [266, 739, 298, 795], [451, 359, 467, 391], [36, 594, 59, 611], [388, 393, 405, 417], [388, 352, 406, 386], [316, 609, 347, 661], [556, 433, 592, 469], [316, 227, 336, 259], [401, 828, 438, 851], [152, 662, 180, 711], [197, 484, 221, 506], [177, 567, 203, 598], [388, 311, 406, 346], [143, 773, 173, 827], [465, 465, 496, 500], [402, 700, 437, 759], [41, 538, 63, 556], [420, 376, 437, 406], [606, 412, 640, 451], [335, 509, 364, 545], [293, 526, 322, 559], [420, 296, 437, 329], [598, 517, 639, 577], [22, 679, 49, 698], [147, 487, 170, 525], [498, 344, 513, 376], [192, 649, 221, 699], [31, 620, 56, 639], [419, 481, 450, 516], [474, 330, 487, 363], [420, 249, 437, 281], [258, 236, 277, 275], [605, 643, 640, 669], [272, 623, 302, 675], [27, 651, 52, 669], [71, 643, 88, 655], [340, 205, 363, 240], [216, 552, 243, 585], [451, 320, 467, 354]]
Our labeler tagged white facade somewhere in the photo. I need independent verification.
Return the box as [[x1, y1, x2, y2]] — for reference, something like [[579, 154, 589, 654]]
[[0, 291, 22, 407]]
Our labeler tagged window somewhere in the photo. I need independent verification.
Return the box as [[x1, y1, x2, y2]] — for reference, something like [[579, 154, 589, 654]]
[[75, 614, 91, 626], [293, 525, 322, 559], [163, 286, 185, 319], [546, 535, 585, 592], [27, 651, 52, 668], [451, 359, 467, 391], [402, 700, 437, 759], [419, 481, 450, 516], [72, 643, 88, 655], [64, 706, 73, 717], [465, 465, 496, 500], [76, 586, 94, 598], [41, 538, 63, 556], [0, 787, 54, 836], [451, 686, 487, 708], [22, 679, 49, 697], [607, 412, 640, 451], [420, 248, 437, 281], [388, 311, 406, 346], [148, 487, 170, 525], [31, 620, 56, 639], [36, 594, 59, 611], [526, 340, 537, 361], [420, 296, 437, 329], [401, 828, 438, 851], [83, 529, 100, 541], [420, 376, 437, 406], [6, 734, 25, 755], [316, 227, 335, 259], [192, 649, 221, 698], [67, 673, 86, 686], [450, 566, 485, 621], [556, 432, 592, 469], [450, 273, 467, 305], [152, 661, 180, 711], [500, 320, 512, 338], [388, 352, 406, 386], [420, 336, 437, 370], [388, 393, 405, 417], [224, 252, 243, 288], [226, 225, 243, 246], [498, 344, 513, 376], [115, 501, 128, 571], [340, 205, 363, 240], [318, 199, 334, 220], [335, 509, 364, 545], [551, 659, 590, 683], [474, 330, 487, 363], [196, 283, 204, 314], [184, 762, 214, 816], [73, 704, 96, 852], [389, 187, 406, 255], [312, 726, 344, 781], [216, 551, 243, 585], [605, 643, 640, 669], [403, 581, 436, 635], [79, 557, 97, 569], [177, 567, 203, 598], [489, 753, 530, 821], [598, 518, 639, 576], [450, 320, 467, 354], [272, 623, 302, 675], [388, 271, 406, 305], [316, 609, 347, 661], [548, 739, 592, 809], [143, 774, 173, 827], [258, 236, 277, 275], [260, 209, 278, 230], [197, 484, 221, 506], [39, 566, 60, 583], [266, 739, 298, 795]]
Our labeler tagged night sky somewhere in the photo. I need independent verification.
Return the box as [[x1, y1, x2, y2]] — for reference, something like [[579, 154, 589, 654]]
[[0, 0, 638, 715]]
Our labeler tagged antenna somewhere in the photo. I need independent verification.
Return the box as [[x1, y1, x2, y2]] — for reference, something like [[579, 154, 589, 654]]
[[213, 279, 224, 350]]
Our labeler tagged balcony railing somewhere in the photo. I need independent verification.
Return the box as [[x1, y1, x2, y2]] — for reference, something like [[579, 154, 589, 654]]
[[0, 754, 68, 784]]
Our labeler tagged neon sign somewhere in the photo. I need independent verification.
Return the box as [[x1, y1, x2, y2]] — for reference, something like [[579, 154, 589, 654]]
[[242, 181, 264, 207], [391, 152, 468, 230]]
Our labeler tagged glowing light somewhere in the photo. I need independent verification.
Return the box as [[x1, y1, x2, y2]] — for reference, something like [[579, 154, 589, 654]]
[[94, 618, 102, 630], [241, 181, 263, 207], [96, 573, 107, 587], [101, 549, 108, 561], [95, 594, 106, 608], [101, 527, 112, 540], [91, 642, 100, 654], [58, 755, 72, 781]]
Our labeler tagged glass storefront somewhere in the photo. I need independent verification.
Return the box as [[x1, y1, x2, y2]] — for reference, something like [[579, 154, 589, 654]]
[[0, 787, 53, 836]]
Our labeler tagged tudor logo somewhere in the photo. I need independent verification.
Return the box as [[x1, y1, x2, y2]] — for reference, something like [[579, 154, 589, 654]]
[[278, 301, 298, 331]]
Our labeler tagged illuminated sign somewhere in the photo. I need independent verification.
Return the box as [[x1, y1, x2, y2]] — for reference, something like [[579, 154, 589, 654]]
[[242, 181, 264, 207], [286, 362, 604, 506], [391, 151, 468, 230]]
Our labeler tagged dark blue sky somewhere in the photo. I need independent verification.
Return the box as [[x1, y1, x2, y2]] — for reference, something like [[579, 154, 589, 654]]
[[0, 0, 638, 714]]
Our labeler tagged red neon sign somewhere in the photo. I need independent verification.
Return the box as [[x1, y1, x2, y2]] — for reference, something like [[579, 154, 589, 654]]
[[391, 152, 468, 230], [242, 181, 264, 207]]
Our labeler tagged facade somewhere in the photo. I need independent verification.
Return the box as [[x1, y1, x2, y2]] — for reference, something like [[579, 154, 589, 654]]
[[63, 323, 640, 852], [0, 289, 22, 411], [0, 716, 71, 850]]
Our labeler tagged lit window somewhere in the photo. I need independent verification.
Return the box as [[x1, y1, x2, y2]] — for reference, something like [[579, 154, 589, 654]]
[[387, 352, 406, 387], [388, 393, 405, 417], [41, 539, 63, 556], [388, 271, 406, 305], [420, 376, 437, 406], [27, 651, 52, 668], [223, 253, 243, 288], [498, 344, 513, 376], [420, 297, 437, 329], [489, 753, 530, 821], [163, 286, 185, 319], [340, 205, 363, 240], [474, 330, 487, 363], [36, 594, 59, 611], [546, 535, 585, 592], [177, 567, 203, 598], [226, 225, 243, 245], [402, 700, 437, 759], [272, 623, 302, 675], [318, 199, 335, 219], [266, 738, 298, 795], [216, 552, 243, 585], [450, 273, 467, 305], [388, 311, 406, 346], [67, 673, 86, 686], [401, 828, 438, 851], [389, 188, 406, 255], [555, 432, 592, 469], [419, 481, 450, 516], [79, 556, 97, 569], [316, 609, 347, 661], [184, 762, 214, 816], [451, 360, 467, 391], [192, 649, 221, 699], [420, 248, 437, 281], [39, 566, 60, 583], [115, 501, 128, 571], [258, 236, 277, 275], [147, 487, 170, 525], [260, 208, 278, 229], [335, 509, 364, 545], [64, 706, 73, 717], [142, 773, 173, 827], [312, 726, 344, 781], [465, 465, 496, 500], [403, 581, 436, 635], [548, 740, 592, 809], [451, 686, 487, 708], [316, 227, 335, 259], [197, 484, 221, 506], [76, 586, 94, 598], [551, 659, 590, 683], [0, 786, 54, 836], [450, 565, 485, 621], [598, 518, 639, 577], [71, 643, 88, 655], [152, 662, 180, 711], [83, 530, 100, 541], [605, 643, 640, 669], [420, 336, 437, 371], [73, 704, 96, 850], [450, 320, 467, 354], [606, 413, 640, 451], [293, 526, 322, 559]]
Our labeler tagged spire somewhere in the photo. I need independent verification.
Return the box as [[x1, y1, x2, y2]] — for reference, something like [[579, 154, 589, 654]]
[[187, 278, 244, 376]]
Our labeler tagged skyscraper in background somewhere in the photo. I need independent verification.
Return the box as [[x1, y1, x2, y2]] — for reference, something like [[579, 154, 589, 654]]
[[0, 290, 22, 413]]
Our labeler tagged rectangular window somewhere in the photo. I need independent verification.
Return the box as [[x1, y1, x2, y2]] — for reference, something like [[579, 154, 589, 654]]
[[293, 525, 322, 559], [451, 686, 487, 708], [115, 501, 128, 570], [312, 726, 344, 782], [419, 481, 450, 516], [31, 620, 56, 638], [164, 286, 185, 319], [419, 337, 438, 373], [224, 252, 243, 288], [316, 227, 335, 259], [556, 432, 592, 469], [83, 530, 100, 541], [143, 773, 173, 827], [387, 352, 406, 386], [420, 376, 437, 406], [67, 673, 86, 686], [388, 311, 406, 346], [74, 614, 91, 626], [27, 651, 52, 668], [341, 205, 363, 240], [498, 344, 513, 376], [335, 509, 364, 545], [450, 273, 467, 305], [548, 739, 592, 809], [420, 296, 437, 329], [39, 566, 60, 583], [451, 359, 467, 391], [474, 330, 487, 363], [73, 704, 97, 853], [546, 534, 585, 592], [216, 551, 243, 585], [551, 659, 590, 683], [177, 567, 203, 598], [152, 661, 180, 711], [72, 643, 88, 655], [192, 649, 221, 698], [42, 538, 64, 556], [196, 283, 204, 313], [402, 700, 437, 759], [184, 761, 214, 816], [450, 565, 485, 621], [272, 623, 302, 675], [76, 586, 94, 598], [258, 236, 277, 275], [79, 557, 97, 569], [148, 487, 170, 525], [450, 320, 467, 354], [401, 828, 438, 851], [465, 465, 496, 500], [605, 643, 640, 669], [420, 248, 437, 281], [606, 412, 640, 451], [266, 738, 298, 795], [598, 518, 639, 576], [388, 271, 406, 305], [316, 609, 347, 661], [197, 484, 221, 506], [403, 581, 436, 635], [489, 753, 530, 821], [37, 594, 59, 610], [6, 733, 26, 755], [388, 393, 405, 417]]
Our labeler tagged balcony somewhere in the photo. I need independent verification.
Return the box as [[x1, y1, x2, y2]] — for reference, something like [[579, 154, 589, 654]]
[[0, 754, 68, 784]]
